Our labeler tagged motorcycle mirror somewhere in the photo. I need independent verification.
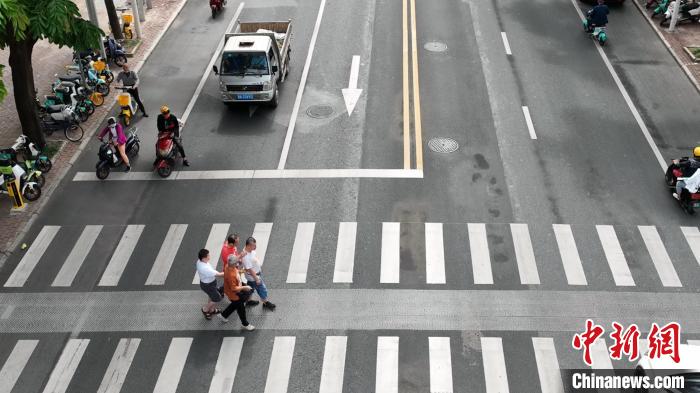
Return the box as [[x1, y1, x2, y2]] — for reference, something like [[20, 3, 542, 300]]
[[212, 65, 219, 75]]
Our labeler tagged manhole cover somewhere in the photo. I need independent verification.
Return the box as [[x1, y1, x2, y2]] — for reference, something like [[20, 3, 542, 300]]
[[306, 104, 334, 119], [424, 42, 448, 52], [428, 137, 459, 153]]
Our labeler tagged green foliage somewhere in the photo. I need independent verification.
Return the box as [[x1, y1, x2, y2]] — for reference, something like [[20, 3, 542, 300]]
[[0, 65, 6, 102], [0, 0, 29, 46], [0, 0, 103, 50]]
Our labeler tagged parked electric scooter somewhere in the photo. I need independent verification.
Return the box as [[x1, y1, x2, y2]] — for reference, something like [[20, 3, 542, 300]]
[[95, 127, 140, 179], [0, 156, 42, 202], [40, 106, 84, 142], [660, 0, 700, 26], [11, 134, 52, 173]]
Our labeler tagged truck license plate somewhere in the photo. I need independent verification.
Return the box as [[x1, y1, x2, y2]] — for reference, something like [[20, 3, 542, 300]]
[[237, 94, 254, 100]]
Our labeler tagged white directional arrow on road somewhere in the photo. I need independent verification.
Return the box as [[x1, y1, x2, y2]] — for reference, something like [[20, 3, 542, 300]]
[[341, 55, 362, 116]]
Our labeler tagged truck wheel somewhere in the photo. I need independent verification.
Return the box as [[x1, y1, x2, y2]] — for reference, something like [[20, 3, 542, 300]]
[[270, 87, 279, 108]]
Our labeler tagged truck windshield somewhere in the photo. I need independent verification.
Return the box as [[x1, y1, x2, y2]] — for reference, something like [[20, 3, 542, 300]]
[[220, 52, 269, 75]]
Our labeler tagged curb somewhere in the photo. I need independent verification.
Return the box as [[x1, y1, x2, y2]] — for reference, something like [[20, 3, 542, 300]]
[[630, 0, 700, 94], [0, 0, 188, 271]]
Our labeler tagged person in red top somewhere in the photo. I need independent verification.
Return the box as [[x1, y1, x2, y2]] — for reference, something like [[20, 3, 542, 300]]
[[221, 234, 247, 268]]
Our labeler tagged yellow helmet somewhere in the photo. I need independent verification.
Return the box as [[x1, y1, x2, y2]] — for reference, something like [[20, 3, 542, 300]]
[[694, 146, 700, 158], [160, 105, 170, 114]]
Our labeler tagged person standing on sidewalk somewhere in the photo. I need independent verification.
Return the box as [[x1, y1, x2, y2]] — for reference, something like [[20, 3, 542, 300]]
[[116, 64, 149, 117], [241, 237, 276, 310], [218, 255, 255, 331], [196, 249, 223, 320]]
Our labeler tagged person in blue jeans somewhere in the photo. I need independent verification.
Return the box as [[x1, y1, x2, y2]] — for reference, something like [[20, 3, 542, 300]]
[[241, 237, 276, 310]]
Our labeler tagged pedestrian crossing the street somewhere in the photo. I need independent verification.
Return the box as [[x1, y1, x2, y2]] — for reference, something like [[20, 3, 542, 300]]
[[2, 221, 700, 291], [2, 332, 687, 393]]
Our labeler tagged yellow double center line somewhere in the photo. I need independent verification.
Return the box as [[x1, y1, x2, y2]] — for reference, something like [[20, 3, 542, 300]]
[[403, 0, 423, 170]]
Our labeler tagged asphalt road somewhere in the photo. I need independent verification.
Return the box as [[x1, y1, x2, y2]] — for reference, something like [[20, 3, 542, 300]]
[[2, 0, 700, 391]]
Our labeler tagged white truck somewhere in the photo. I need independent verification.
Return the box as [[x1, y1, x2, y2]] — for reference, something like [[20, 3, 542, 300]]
[[212, 20, 292, 108]]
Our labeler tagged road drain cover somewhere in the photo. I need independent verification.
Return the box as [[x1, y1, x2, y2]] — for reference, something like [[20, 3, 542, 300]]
[[428, 137, 459, 153], [306, 104, 334, 119], [424, 42, 447, 52]]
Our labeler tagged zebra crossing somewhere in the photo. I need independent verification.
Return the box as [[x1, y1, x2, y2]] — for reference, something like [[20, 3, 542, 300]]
[[2, 332, 695, 393], [2, 221, 700, 290]]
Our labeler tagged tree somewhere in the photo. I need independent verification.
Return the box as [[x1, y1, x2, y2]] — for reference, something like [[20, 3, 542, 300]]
[[0, 0, 102, 147], [104, 0, 123, 40], [0, 65, 7, 102]]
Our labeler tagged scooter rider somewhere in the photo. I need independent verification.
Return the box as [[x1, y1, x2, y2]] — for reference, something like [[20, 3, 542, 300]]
[[587, 0, 610, 32], [98, 117, 130, 172], [156, 106, 189, 166], [673, 147, 700, 176]]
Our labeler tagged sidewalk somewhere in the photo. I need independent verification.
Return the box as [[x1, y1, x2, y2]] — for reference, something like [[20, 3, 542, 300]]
[[0, 0, 186, 262], [632, 0, 700, 91]]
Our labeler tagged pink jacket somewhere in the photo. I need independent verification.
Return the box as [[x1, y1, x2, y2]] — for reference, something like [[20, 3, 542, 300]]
[[98, 123, 127, 145]]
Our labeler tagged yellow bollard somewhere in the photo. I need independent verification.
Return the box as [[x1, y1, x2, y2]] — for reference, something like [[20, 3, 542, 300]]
[[6, 177, 25, 211]]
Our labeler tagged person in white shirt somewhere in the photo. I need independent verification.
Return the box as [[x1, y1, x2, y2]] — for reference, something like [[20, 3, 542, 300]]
[[241, 237, 276, 310], [674, 167, 700, 201], [196, 249, 224, 319]]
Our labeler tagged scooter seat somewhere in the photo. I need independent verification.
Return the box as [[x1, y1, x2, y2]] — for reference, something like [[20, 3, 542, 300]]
[[46, 105, 67, 113], [50, 112, 70, 122], [686, 2, 699, 10], [58, 74, 81, 83]]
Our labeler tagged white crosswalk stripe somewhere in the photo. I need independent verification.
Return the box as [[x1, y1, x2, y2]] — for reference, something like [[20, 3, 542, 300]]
[[99, 225, 145, 287], [681, 226, 700, 267], [42, 338, 90, 393], [52, 225, 103, 287], [319, 336, 348, 393], [380, 223, 400, 284], [264, 337, 296, 393], [5, 226, 60, 287], [0, 340, 38, 393], [152, 338, 193, 393], [481, 337, 509, 393], [425, 223, 446, 284], [287, 223, 315, 283], [511, 224, 540, 285], [146, 224, 188, 286], [333, 223, 357, 283], [596, 225, 635, 286], [469, 223, 493, 285], [253, 223, 274, 266], [2, 334, 676, 393], [96, 338, 140, 393], [552, 224, 587, 286], [208, 337, 244, 393], [638, 226, 682, 287], [376, 336, 399, 393], [532, 337, 564, 393], [589, 339, 614, 369], [9, 222, 700, 290], [429, 337, 453, 393], [193, 223, 230, 284]]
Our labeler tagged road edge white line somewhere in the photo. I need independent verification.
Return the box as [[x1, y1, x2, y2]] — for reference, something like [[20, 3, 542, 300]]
[[501, 32, 512, 55], [521, 106, 537, 140], [277, 0, 328, 169], [181, 2, 245, 123], [568, 0, 666, 170]]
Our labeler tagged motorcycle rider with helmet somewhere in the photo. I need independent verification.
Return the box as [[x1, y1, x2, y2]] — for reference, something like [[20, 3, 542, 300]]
[[673, 147, 700, 175], [98, 117, 130, 172], [586, 0, 610, 32], [156, 105, 189, 166]]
